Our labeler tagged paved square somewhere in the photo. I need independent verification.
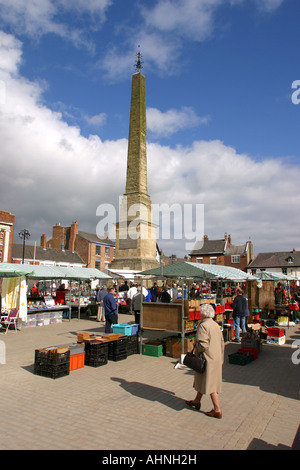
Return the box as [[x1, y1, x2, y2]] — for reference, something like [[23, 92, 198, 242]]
[[0, 314, 299, 450]]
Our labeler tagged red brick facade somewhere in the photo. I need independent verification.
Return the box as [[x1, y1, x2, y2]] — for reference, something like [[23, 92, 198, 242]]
[[44, 222, 114, 270]]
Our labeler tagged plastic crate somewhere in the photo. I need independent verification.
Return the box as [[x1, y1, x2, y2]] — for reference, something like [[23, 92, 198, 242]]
[[194, 310, 201, 320], [85, 355, 108, 367], [215, 305, 225, 314], [126, 335, 139, 355], [241, 338, 260, 352], [119, 322, 139, 335], [267, 327, 285, 337], [69, 352, 85, 371], [84, 341, 108, 360], [34, 362, 70, 379], [267, 335, 286, 345], [228, 352, 253, 365], [108, 337, 128, 355], [113, 324, 132, 336], [142, 341, 163, 357], [35, 348, 70, 365], [108, 352, 127, 362], [238, 347, 258, 360], [188, 309, 195, 320]]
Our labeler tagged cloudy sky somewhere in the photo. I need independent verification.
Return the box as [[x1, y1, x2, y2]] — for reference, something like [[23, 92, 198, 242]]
[[0, 0, 299, 259]]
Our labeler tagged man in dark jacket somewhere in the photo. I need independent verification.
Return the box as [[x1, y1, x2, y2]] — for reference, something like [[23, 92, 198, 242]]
[[103, 286, 118, 333], [232, 288, 249, 342], [150, 282, 158, 302]]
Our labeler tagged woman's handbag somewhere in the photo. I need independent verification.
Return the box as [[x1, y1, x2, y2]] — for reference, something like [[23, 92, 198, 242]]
[[183, 343, 206, 373]]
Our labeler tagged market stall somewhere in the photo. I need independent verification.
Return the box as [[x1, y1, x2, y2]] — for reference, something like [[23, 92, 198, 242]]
[[247, 271, 299, 325], [138, 261, 258, 357], [0, 263, 112, 328]]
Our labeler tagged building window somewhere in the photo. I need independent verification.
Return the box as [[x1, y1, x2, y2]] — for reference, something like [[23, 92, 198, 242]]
[[95, 261, 101, 270], [210, 257, 217, 265], [0, 231, 4, 246], [231, 255, 240, 264], [196, 257, 203, 264], [96, 244, 101, 256], [105, 246, 110, 258]]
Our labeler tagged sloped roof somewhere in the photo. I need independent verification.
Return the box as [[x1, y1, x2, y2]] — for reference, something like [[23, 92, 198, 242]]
[[12, 244, 85, 265], [78, 231, 115, 246], [190, 239, 226, 255], [248, 251, 300, 269], [225, 245, 246, 256]]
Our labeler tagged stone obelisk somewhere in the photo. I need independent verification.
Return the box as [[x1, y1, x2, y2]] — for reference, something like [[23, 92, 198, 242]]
[[109, 49, 159, 271]]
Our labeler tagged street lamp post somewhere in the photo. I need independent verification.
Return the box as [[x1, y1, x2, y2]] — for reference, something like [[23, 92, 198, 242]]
[[19, 229, 30, 264]]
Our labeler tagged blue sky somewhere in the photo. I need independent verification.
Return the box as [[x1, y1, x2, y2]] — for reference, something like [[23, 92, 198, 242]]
[[0, 0, 299, 261]]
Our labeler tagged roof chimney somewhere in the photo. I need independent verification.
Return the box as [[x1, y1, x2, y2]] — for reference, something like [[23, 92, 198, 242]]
[[40, 234, 47, 250], [69, 221, 78, 252]]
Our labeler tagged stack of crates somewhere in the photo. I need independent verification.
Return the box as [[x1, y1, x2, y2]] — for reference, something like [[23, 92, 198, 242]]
[[108, 336, 128, 362], [84, 339, 108, 367], [126, 334, 140, 356], [34, 346, 70, 379], [267, 327, 286, 345]]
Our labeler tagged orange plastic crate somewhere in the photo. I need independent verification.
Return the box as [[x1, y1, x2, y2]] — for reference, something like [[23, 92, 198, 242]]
[[69, 352, 85, 371]]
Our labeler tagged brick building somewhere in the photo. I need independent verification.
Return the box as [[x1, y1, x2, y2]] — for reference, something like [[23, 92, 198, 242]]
[[12, 243, 85, 267], [189, 233, 254, 272], [0, 210, 15, 263], [43, 221, 115, 270]]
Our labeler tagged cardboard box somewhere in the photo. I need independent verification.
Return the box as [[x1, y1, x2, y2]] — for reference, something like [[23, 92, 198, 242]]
[[166, 337, 195, 358]]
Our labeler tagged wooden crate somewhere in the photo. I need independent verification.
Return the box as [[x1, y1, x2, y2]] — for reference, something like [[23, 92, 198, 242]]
[[165, 337, 195, 358]]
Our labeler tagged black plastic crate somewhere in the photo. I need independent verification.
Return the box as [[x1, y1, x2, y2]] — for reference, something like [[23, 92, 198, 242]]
[[85, 355, 108, 367], [108, 352, 127, 362], [84, 342, 108, 358], [126, 335, 139, 355], [84, 340, 108, 351], [35, 349, 70, 366], [34, 362, 70, 379], [108, 337, 128, 355]]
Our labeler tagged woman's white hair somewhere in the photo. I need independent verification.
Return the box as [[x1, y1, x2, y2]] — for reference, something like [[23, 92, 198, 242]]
[[200, 303, 215, 319]]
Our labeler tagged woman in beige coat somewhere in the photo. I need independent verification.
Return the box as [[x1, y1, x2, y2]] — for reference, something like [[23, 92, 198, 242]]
[[185, 303, 224, 418]]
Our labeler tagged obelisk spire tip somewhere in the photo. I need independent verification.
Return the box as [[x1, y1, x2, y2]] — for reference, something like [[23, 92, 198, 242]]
[[135, 45, 143, 73]]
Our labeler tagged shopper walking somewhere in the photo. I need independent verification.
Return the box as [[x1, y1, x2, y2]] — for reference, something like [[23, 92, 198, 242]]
[[103, 286, 118, 333], [185, 303, 224, 418], [232, 287, 250, 342]]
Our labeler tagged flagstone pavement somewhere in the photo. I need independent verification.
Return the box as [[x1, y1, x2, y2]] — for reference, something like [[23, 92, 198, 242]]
[[0, 312, 299, 452]]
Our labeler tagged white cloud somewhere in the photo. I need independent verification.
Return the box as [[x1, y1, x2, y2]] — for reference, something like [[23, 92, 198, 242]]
[[147, 106, 210, 137], [0, 0, 112, 50], [84, 112, 107, 128], [0, 31, 299, 258], [141, 0, 223, 42]]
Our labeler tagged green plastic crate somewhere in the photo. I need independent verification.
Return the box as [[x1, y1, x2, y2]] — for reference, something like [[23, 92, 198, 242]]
[[142, 342, 163, 357]]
